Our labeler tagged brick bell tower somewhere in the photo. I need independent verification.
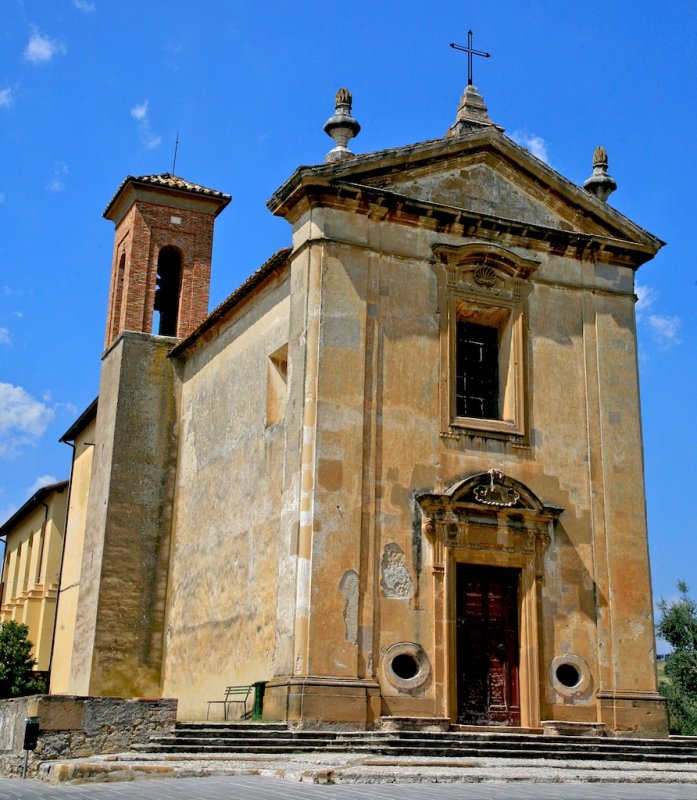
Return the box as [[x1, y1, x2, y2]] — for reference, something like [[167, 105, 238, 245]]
[[102, 173, 231, 348], [67, 174, 230, 698]]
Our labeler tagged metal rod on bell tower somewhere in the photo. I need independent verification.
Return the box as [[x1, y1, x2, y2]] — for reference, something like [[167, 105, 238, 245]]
[[172, 132, 179, 174]]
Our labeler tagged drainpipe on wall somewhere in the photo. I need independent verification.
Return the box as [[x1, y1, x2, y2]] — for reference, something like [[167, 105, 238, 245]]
[[35, 502, 50, 586], [0, 534, 7, 610]]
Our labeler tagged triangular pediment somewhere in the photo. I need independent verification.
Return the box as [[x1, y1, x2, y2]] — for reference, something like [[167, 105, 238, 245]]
[[370, 157, 571, 231], [269, 128, 662, 256]]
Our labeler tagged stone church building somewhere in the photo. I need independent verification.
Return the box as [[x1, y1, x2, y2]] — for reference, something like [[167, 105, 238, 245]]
[[47, 84, 667, 736]]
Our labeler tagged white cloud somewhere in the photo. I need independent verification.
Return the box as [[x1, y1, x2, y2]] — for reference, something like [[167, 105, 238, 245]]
[[0, 383, 54, 457], [0, 328, 10, 345], [72, 0, 96, 11], [47, 161, 68, 192], [130, 100, 161, 150], [55, 401, 78, 416], [0, 88, 11, 108], [130, 100, 148, 121], [648, 314, 681, 348], [144, 132, 161, 150], [26, 474, 58, 495], [24, 31, 66, 65], [510, 131, 550, 164], [635, 283, 657, 317]]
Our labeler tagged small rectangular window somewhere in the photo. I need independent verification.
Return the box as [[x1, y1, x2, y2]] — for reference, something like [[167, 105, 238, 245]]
[[265, 344, 288, 427]]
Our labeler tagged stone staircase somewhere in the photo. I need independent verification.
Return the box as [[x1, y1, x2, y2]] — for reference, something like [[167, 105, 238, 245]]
[[132, 722, 697, 765]]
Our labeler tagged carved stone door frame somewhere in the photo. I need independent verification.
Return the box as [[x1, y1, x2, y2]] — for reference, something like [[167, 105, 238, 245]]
[[417, 470, 561, 729]]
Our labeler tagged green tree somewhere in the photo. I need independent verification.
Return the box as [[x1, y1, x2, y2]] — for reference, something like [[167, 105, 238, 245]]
[[657, 581, 697, 735], [0, 621, 46, 699]]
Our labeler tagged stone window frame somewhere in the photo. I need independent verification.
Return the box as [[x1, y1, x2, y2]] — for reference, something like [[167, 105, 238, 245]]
[[434, 242, 539, 441]]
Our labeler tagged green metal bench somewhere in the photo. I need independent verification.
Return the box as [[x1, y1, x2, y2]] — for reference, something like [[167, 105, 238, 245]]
[[206, 684, 253, 721]]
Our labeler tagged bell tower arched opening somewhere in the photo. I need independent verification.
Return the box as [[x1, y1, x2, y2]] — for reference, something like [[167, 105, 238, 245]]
[[154, 246, 182, 336]]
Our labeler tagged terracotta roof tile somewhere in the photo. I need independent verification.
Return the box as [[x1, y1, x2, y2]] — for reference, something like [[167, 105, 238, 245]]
[[169, 247, 292, 357], [104, 173, 230, 216]]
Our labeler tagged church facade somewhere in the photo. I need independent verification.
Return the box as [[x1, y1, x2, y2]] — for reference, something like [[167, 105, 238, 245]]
[[49, 86, 668, 736]]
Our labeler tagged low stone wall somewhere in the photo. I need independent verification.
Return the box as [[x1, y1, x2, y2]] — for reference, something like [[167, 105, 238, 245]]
[[0, 695, 177, 777]]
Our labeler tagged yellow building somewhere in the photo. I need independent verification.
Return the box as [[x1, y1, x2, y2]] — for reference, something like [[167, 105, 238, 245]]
[[0, 481, 68, 674], [44, 85, 667, 735], [49, 401, 97, 694]]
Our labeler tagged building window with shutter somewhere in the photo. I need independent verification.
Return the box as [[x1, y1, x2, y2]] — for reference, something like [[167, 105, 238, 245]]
[[434, 243, 538, 441]]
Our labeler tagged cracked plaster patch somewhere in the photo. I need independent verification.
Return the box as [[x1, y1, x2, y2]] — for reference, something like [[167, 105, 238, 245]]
[[339, 570, 359, 644], [380, 543, 413, 599]]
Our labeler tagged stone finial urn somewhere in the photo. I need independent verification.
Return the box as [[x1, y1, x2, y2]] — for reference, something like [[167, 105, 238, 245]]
[[583, 146, 617, 202], [323, 88, 361, 163]]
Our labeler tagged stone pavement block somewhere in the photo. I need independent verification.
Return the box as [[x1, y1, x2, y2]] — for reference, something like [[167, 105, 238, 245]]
[[2, 777, 697, 800]]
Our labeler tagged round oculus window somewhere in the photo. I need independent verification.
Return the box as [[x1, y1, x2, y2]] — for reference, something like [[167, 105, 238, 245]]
[[549, 654, 591, 697], [383, 643, 431, 692], [555, 662, 581, 688], [391, 653, 420, 680]]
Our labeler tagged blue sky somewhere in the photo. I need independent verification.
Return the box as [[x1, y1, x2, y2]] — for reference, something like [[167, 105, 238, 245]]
[[1, 1, 695, 630]]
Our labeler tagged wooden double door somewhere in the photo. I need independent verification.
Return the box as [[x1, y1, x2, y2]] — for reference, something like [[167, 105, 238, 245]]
[[456, 564, 521, 726]]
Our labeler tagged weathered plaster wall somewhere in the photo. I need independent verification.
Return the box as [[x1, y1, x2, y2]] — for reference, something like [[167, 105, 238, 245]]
[[286, 192, 658, 730], [69, 333, 177, 698], [162, 273, 291, 719], [51, 417, 96, 694]]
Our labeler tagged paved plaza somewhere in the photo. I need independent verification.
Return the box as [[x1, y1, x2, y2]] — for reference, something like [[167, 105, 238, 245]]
[[1, 776, 697, 800]]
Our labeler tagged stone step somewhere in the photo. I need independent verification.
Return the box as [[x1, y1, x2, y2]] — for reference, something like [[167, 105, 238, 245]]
[[135, 723, 697, 766], [372, 736, 697, 754], [380, 745, 697, 763], [130, 741, 697, 764], [151, 734, 697, 757], [169, 729, 339, 740], [175, 721, 288, 731], [155, 727, 697, 754], [38, 752, 697, 787], [139, 732, 697, 750], [134, 737, 343, 749], [170, 723, 697, 746], [370, 729, 697, 748]]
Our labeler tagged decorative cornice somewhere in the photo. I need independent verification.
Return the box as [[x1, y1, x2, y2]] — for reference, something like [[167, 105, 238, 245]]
[[267, 127, 663, 256], [279, 179, 656, 268]]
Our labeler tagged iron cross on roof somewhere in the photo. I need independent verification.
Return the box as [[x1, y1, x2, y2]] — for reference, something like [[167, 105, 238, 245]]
[[450, 30, 491, 86]]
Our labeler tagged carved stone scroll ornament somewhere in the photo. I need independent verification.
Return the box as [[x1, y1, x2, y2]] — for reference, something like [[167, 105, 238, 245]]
[[416, 472, 562, 579], [473, 468, 521, 507]]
